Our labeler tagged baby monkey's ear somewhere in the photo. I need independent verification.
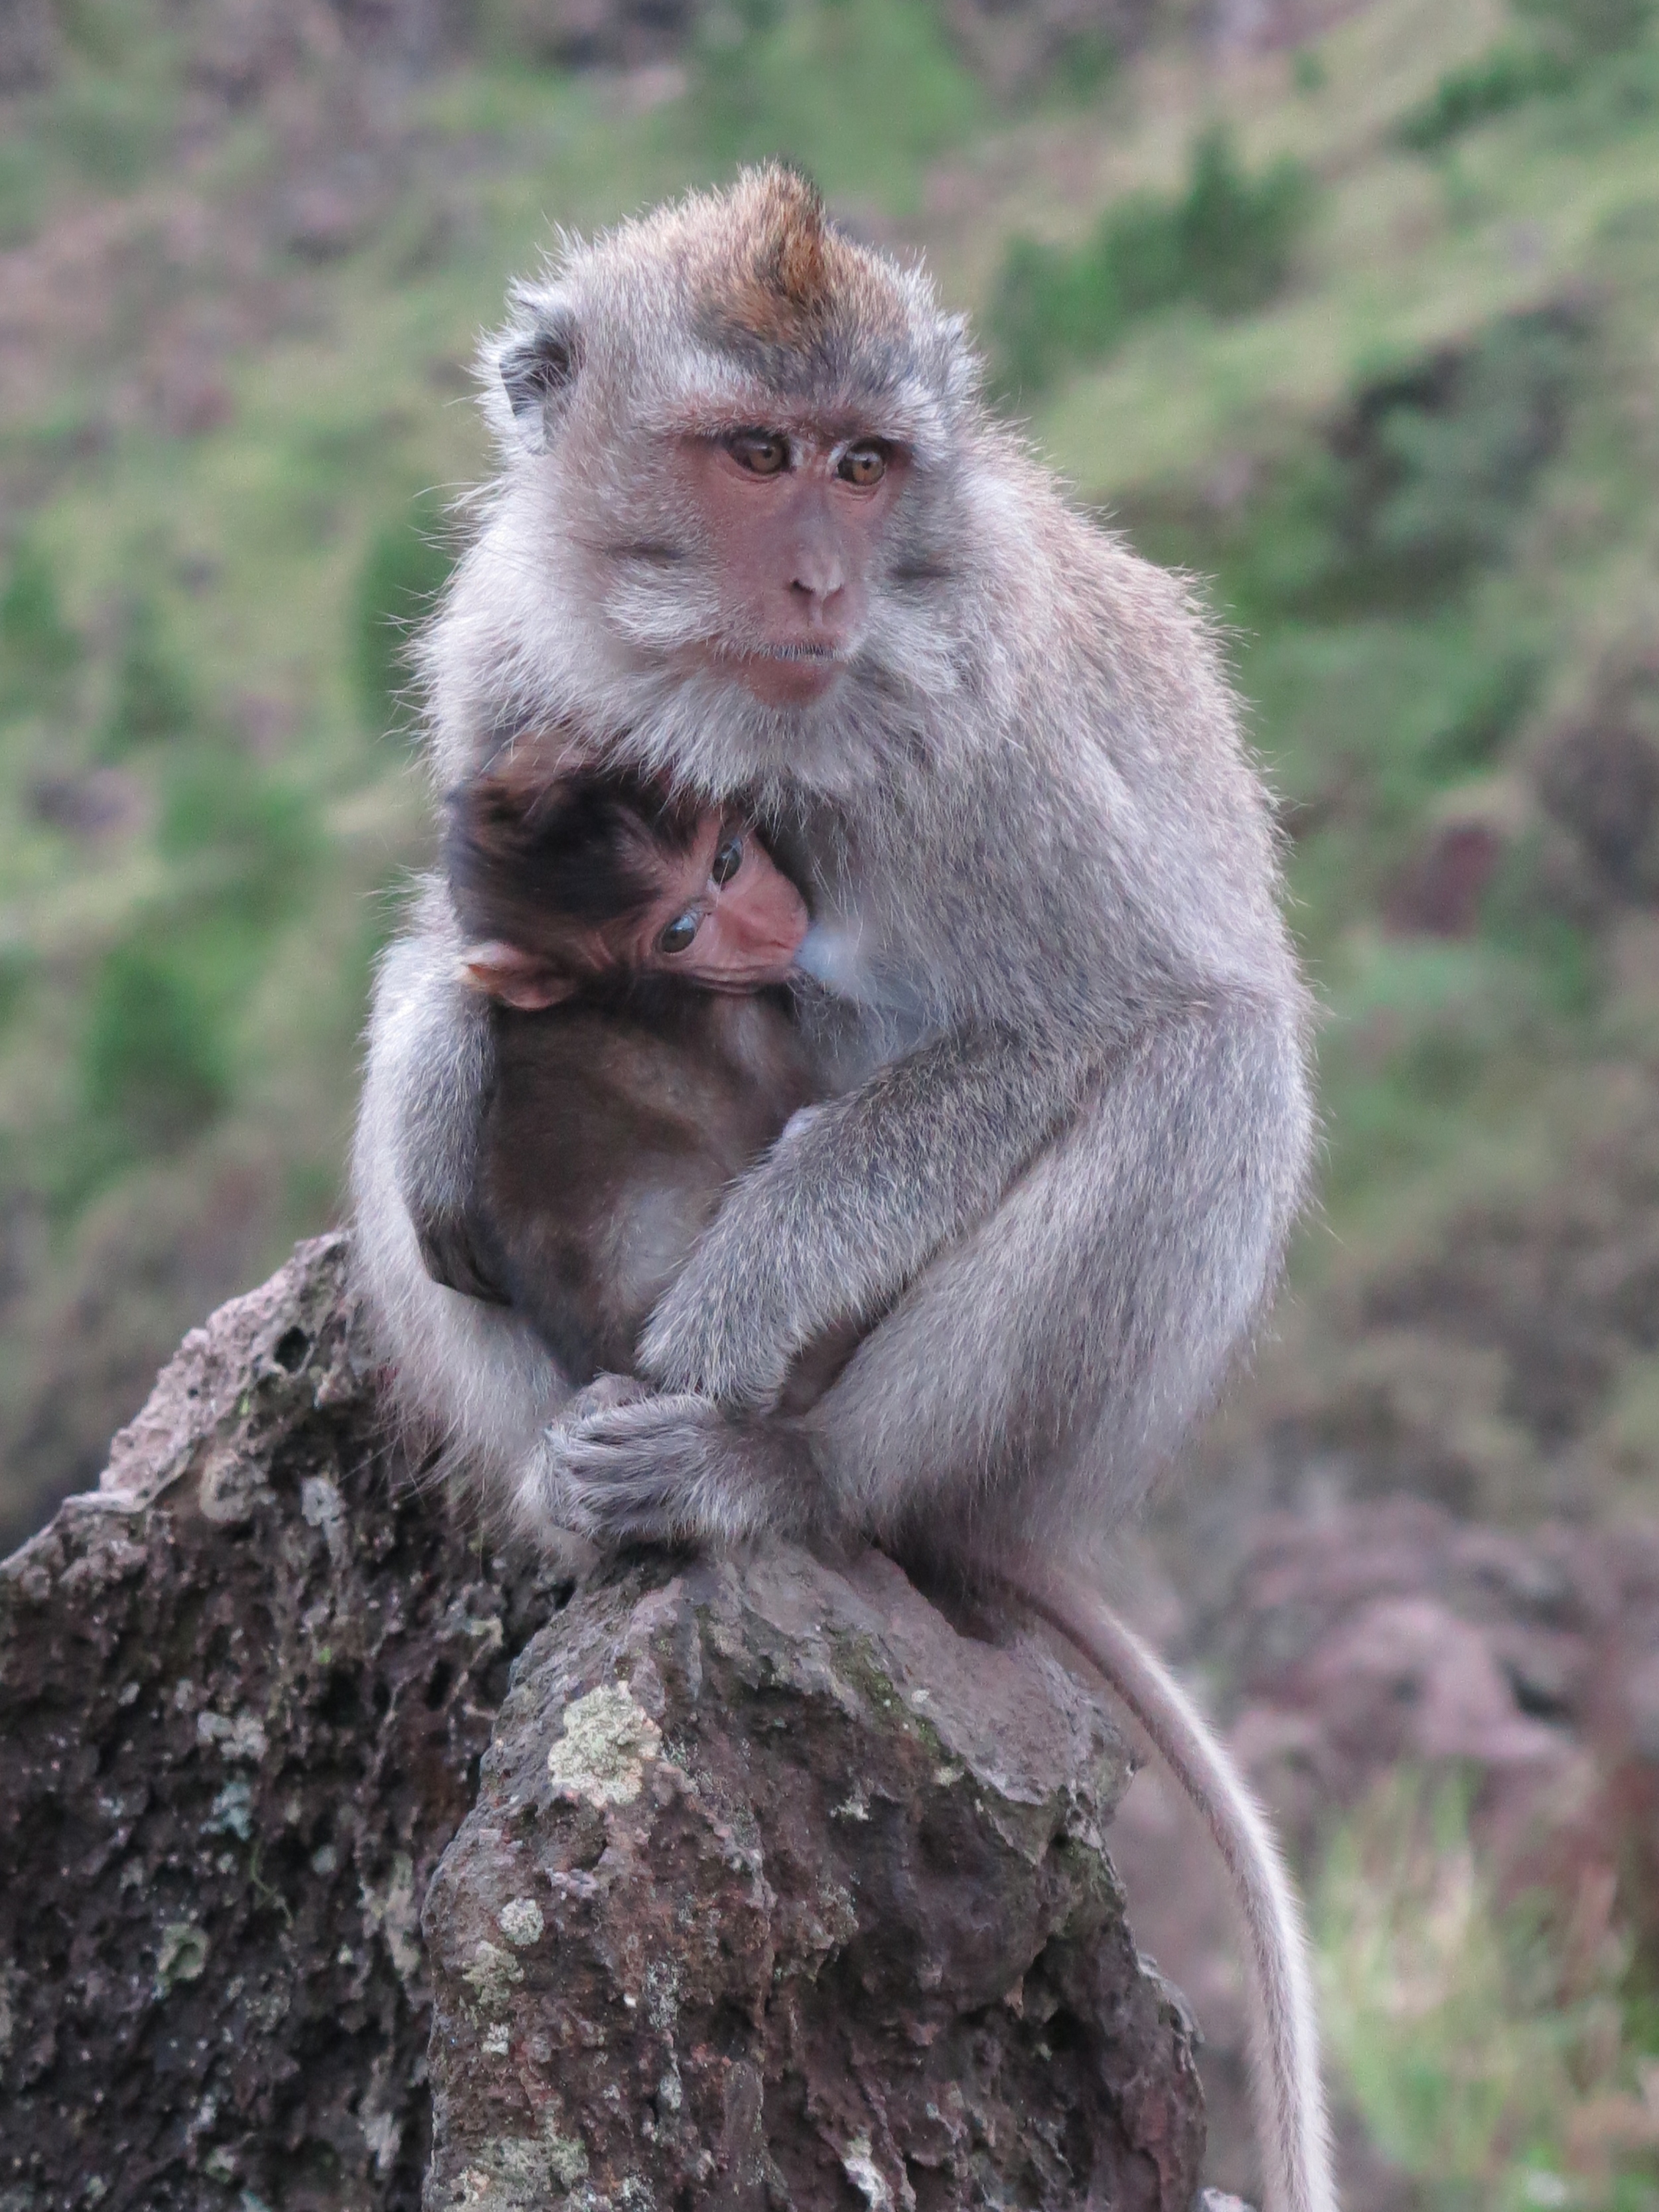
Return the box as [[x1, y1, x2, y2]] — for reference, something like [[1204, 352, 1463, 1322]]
[[459, 941, 577, 1011]]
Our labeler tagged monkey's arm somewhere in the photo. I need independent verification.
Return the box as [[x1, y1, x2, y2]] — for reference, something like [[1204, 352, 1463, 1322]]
[[543, 991, 1310, 1550], [352, 889, 576, 1489], [636, 1020, 1098, 1410]]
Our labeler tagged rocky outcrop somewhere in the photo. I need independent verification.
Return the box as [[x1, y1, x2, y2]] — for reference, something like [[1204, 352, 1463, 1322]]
[[0, 1236, 1209, 2211], [0, 1235, 566, 2211], [1206, 1497, 1659, 1913], [423, 1546, 1205, 2211]]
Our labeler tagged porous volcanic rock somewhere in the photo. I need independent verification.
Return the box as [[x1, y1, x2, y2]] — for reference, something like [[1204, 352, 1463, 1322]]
[[0, 1234, 565, 2212]]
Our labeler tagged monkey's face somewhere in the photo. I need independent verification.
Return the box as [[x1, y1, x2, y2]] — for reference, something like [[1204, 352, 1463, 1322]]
[[474, 169, 981, 765], [662, 425, 910, 707]]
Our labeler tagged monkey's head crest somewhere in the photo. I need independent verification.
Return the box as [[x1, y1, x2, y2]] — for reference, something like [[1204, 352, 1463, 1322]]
[[485, 163, 979, 463]]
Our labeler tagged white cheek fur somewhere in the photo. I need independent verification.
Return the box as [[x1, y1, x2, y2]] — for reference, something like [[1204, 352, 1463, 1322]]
[[794, 921, 868, 997]]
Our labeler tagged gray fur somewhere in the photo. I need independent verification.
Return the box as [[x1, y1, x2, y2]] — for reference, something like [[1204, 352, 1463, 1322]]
[[353, 878, 573, 1490]]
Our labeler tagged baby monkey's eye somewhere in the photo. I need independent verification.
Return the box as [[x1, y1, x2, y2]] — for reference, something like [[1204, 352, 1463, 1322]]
[[710, 832, 745, 886], [658, 909, 702, 956], [726, 430, 788, 477], [836, 441, 889, 487]]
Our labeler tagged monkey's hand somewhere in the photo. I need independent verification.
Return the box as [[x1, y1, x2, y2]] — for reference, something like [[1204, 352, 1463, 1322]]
[[638, 1027, 1092, 1409], [532, 1390, 814, 1550]]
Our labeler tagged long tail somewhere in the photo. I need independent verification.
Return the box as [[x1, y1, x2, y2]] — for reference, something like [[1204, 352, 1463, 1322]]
[[1006, 1561, 1336, 2212]]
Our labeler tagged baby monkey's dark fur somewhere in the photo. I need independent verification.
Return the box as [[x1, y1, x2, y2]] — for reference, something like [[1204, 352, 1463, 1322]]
[[439, 763, 826, 1391]]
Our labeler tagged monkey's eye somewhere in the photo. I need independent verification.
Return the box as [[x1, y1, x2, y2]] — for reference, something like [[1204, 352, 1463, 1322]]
[[710, 832, 745, 886], [726, 430, 789, 477], [837, 441, 889, 488], [658, 909, 703, 956]]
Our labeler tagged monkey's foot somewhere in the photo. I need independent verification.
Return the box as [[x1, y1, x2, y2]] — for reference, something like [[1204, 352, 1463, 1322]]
[[531, 1391, 812, 1551]]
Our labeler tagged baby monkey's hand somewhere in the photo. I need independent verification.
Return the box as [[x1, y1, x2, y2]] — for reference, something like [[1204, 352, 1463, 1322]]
[[558, 1372, 655, 1423]]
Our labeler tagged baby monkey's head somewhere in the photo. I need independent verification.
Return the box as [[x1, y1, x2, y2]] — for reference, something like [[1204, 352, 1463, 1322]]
[[447, 757, 808, 1011]]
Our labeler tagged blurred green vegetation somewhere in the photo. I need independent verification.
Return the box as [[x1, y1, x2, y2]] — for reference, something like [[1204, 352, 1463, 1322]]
[[102, 592, 196, 755], [0, 543, 80, 702], [80, 938, 230, 1160], [1397, 0, 1655, 148], [991, 126, 1313, 390], [685, 0, 987, 204], [1319, 1775, 1659, 2209]]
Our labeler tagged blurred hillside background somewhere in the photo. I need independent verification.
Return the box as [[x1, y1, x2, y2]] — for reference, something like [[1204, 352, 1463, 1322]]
[[3, 0, 1659, 2200]]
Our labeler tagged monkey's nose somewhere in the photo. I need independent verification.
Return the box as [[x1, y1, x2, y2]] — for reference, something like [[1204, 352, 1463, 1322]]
[[788, 570, 844, 621], [786, 528, 847, 620]]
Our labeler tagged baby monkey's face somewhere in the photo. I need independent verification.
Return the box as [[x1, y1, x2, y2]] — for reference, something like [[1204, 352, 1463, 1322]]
[[625, 812, 808, 992], [461, 809, 809, 1011]]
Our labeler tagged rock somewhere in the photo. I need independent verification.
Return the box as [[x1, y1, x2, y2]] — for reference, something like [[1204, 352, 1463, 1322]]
[[1, 1237, 1210, 2211], [0, 1234, 566, 2211], [422, 1545, 1206, 2211], [1195, 1496, 1659, 1930]]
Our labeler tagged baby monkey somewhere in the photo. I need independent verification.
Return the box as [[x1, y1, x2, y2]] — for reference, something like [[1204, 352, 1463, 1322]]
[[441, 755, 828, 1392]]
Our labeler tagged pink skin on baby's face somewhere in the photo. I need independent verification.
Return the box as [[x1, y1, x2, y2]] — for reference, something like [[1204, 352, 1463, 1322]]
[[625, 812, 809, 990], [462, 812, 809, 1011]]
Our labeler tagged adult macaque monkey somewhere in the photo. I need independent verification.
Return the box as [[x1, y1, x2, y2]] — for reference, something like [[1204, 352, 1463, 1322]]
[[353, 167, 1328, 2211]]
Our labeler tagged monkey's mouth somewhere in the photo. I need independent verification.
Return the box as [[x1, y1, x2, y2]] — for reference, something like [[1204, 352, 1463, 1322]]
[[719, 640, 847, 705]]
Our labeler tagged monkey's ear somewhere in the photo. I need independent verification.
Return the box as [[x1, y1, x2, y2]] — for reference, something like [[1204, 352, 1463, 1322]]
[[459, 942, 577, 1010], [497, 302, 582, 441]]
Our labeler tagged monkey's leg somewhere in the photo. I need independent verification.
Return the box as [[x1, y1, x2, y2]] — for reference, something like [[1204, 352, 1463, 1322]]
[[803, 1003, 1307, 1548]]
